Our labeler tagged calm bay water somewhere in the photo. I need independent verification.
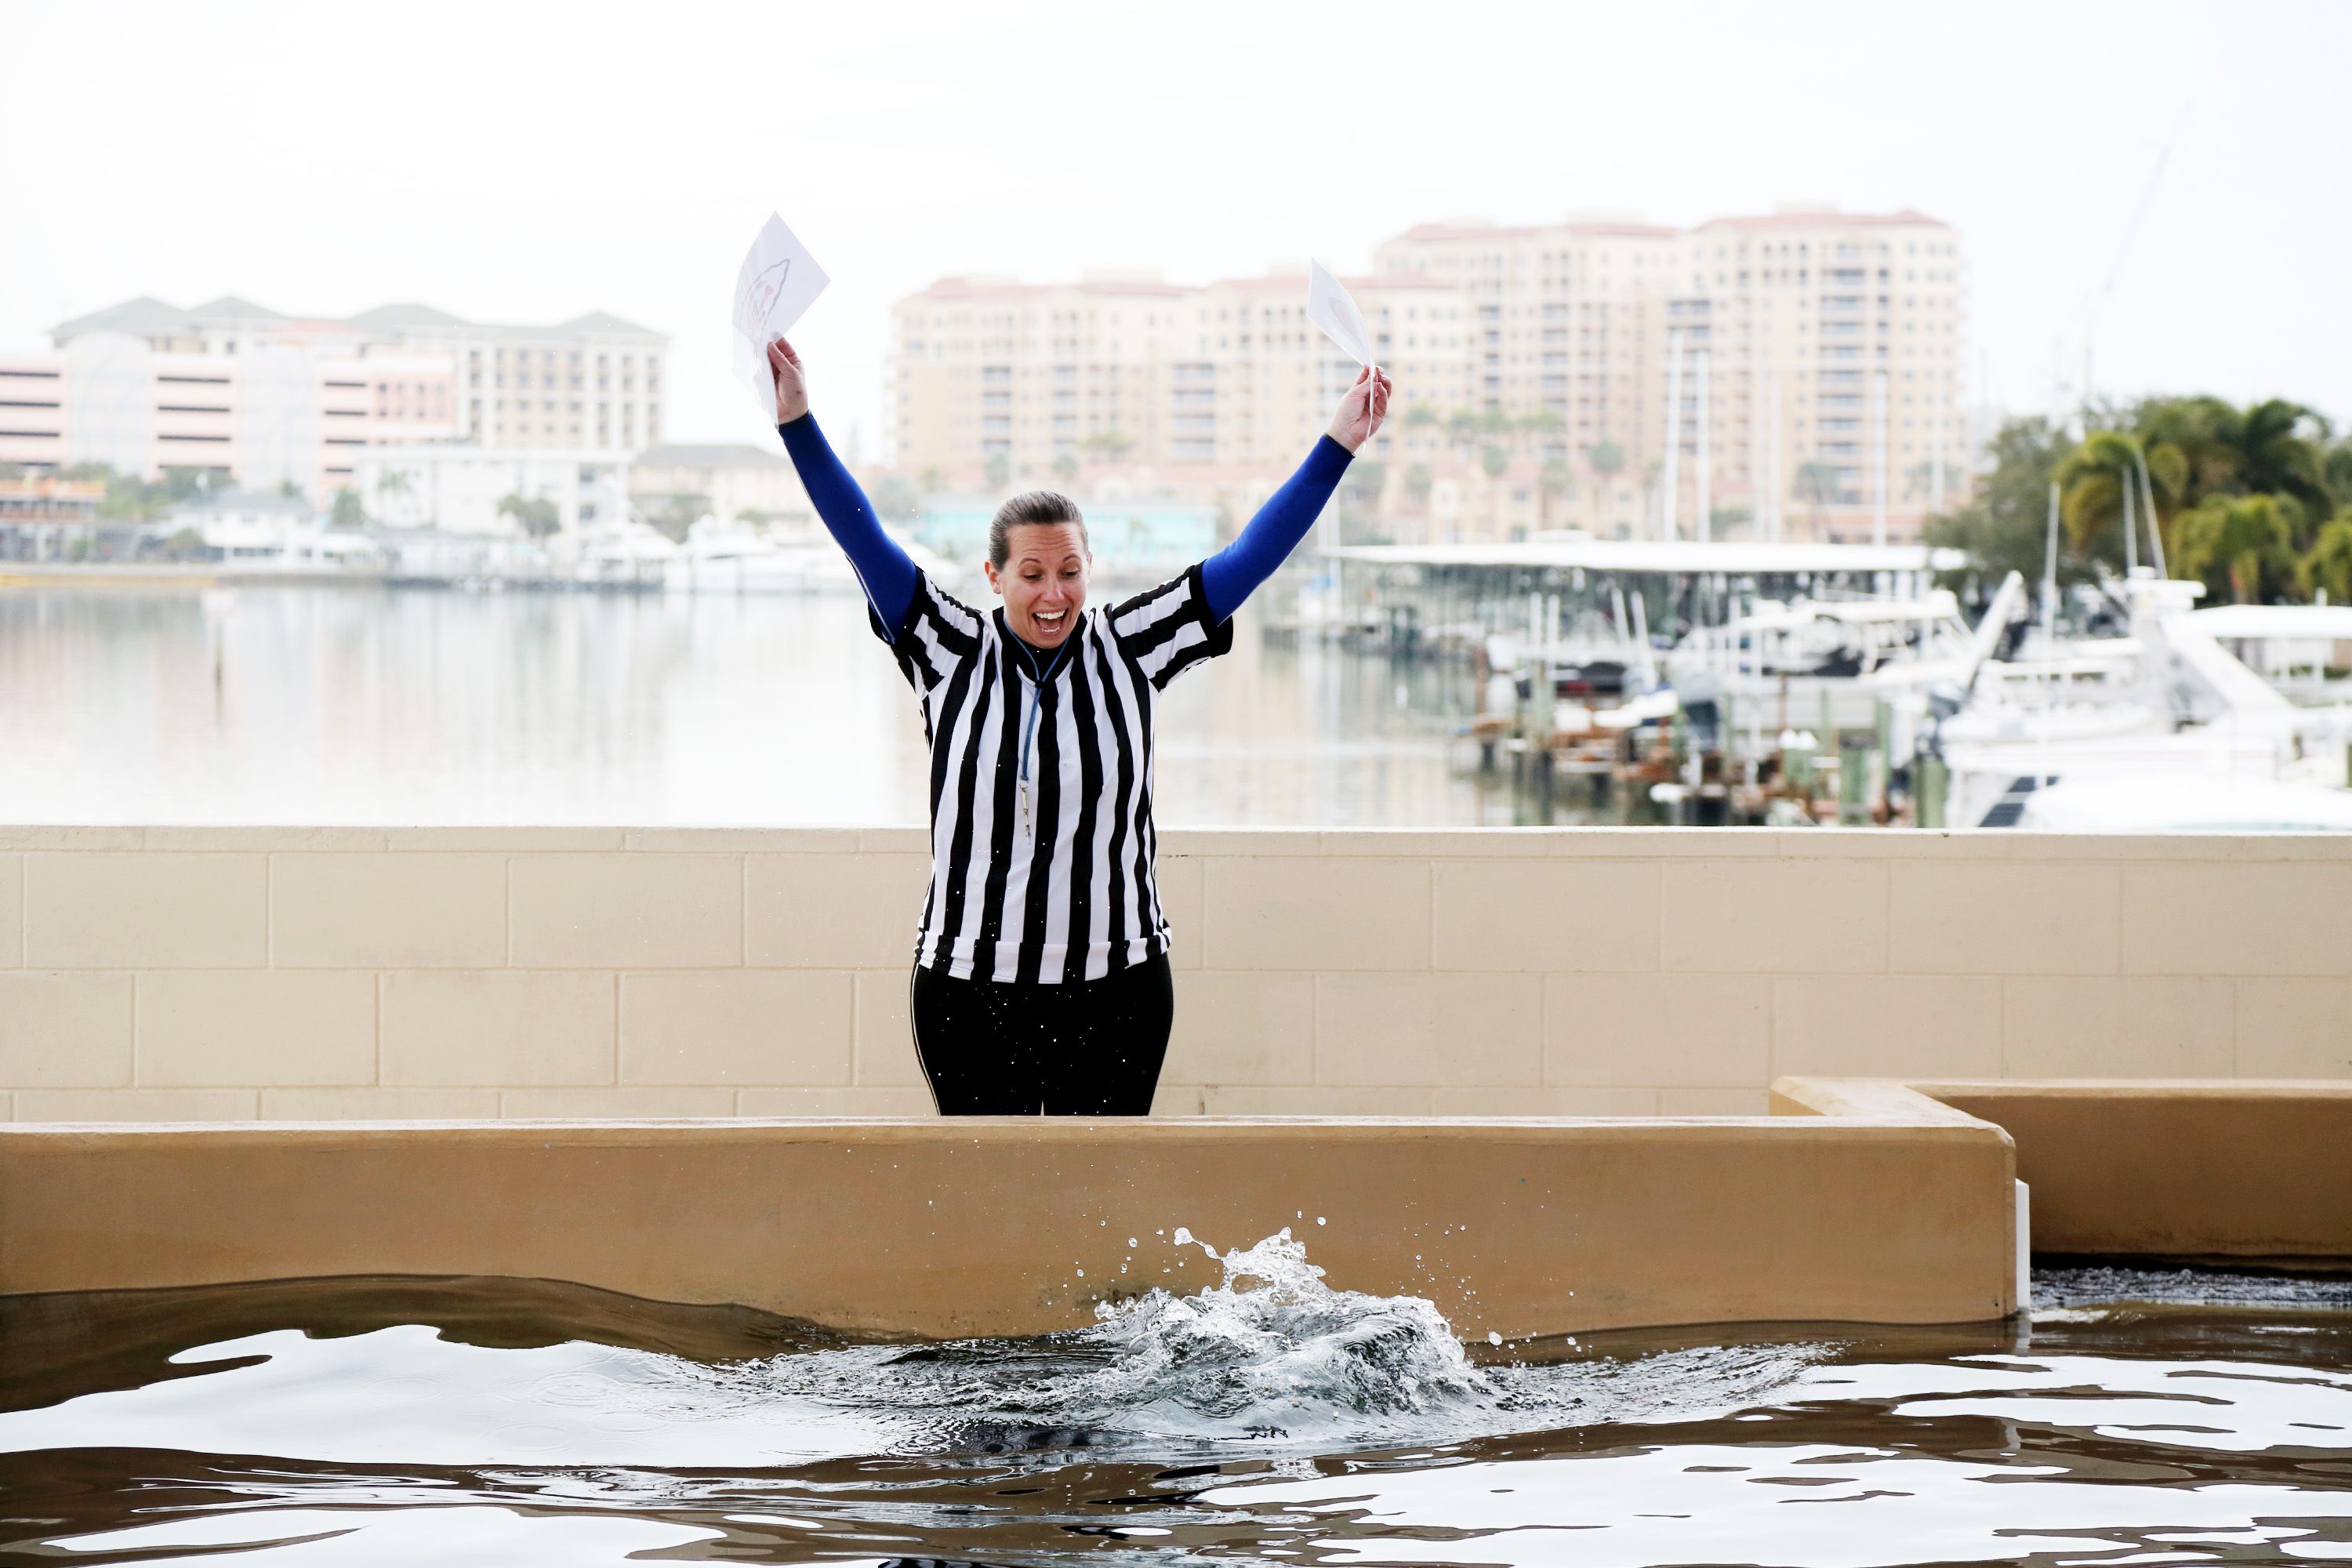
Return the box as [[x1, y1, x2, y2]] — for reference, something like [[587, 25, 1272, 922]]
[[0, 585, 1564, 827]]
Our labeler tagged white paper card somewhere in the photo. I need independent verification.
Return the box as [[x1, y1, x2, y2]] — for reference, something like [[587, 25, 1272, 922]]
[[731, 212, 831, 421], [1306, 259, 1374, 369]]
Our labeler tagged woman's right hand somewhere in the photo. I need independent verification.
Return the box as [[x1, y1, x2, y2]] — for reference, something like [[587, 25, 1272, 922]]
[[768, 337, 809, 424]]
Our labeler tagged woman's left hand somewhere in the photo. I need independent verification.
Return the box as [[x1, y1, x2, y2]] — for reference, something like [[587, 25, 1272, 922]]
[[1327, 367, 1392, 453]]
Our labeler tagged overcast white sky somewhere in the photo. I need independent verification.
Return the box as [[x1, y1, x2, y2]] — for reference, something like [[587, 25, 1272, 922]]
[[5, 0, 2347, 459]]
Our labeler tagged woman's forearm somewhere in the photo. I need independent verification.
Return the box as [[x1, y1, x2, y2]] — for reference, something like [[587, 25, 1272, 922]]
[[779, 412, 917, 628], [1199, 435, 1354, 622]]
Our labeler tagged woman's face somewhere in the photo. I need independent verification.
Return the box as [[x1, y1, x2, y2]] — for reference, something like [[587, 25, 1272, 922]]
[[986, 522, 1089, 648]]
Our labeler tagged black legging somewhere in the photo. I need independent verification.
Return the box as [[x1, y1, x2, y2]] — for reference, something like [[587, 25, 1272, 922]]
[[909, 955, 1173, 1116]]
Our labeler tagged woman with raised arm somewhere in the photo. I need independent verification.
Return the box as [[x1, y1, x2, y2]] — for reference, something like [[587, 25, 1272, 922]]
[[768, 337, 1388, 1116]]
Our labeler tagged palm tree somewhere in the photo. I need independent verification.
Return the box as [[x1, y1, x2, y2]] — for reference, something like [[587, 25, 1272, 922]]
[[1584, 441, 1624, 484], [376, 466, 416, 525], [1792, 461, 1842, 533], [2230, 399, 2334, 539], [497, 492, 562, 540], [2176, 494, 2299, 604], [1518, 408, 1566, 456], [2056, 430, 2146, 563], [1538, 457, 1573, 530], [2301, 517, 2352, 604], [1081, 429, 1132, 463], [1404, 462, 1433, 506], [1053, 452, 1079, 483]]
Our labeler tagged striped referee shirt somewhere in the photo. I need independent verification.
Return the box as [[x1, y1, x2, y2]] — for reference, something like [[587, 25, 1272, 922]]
[[875, 562, 1233, 984]]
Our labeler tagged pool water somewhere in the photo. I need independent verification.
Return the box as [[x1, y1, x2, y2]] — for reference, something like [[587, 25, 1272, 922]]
[[4, 1232, 2349, 1566]]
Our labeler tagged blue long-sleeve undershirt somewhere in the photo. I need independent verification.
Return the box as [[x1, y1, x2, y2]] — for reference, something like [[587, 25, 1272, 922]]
[[779, 415, 1352, 632], [779, 413, 919, 629], [1200, 435, 1353, 622]]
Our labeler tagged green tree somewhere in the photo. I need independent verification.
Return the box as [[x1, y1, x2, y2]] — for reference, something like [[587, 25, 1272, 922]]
[[1538, 457, 1573, 530], [161, 466, 216, 501], [1344, 457, 1387, 507], [157, 527, 209, 561], [1403, 463, 1433, 506], [1584, 441, 1625, 485], [1400, 401, 1440, 432], [1080, 430, 1131, 463], [1480, 444, 1510, 480], [920, 465, 946, 494], [2175, 494, 2300, 604], [1445, 408, 1483, 453], [374, 466, 416, 524], [1052, 452, 1079, 483], [985, 452, 1011, 489], [1925, 416, 2085, 588], [2323, 437, 2352, 505], [2229, 399, 2335, 531], [497, 492, 564, 540], [0, 462, 23, 481], [2055, 429, 2148, 562], [329, 488, 365, 529], [2300, 517, 2352, 604], [1792, 460, 1843, 532]]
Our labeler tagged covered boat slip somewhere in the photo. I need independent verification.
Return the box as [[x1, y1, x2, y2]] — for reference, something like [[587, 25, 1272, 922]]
[[4, 1081, 2343, 1341]]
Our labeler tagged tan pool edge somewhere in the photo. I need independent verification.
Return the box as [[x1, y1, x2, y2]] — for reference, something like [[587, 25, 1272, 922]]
[[2, 1105, 2026, 1340]]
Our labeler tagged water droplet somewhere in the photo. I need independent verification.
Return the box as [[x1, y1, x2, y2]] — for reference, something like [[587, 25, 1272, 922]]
[[1316, 1216, 1327, 1226], [1127, 1237, 1138, 1248], [1487, 1330, 1502, 1346]]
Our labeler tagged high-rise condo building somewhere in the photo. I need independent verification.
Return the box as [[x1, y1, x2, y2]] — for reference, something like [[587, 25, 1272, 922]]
[[889, 270, 1472, 478], [1376, 205, 1968, 543], [889, 206, 1968, 543]]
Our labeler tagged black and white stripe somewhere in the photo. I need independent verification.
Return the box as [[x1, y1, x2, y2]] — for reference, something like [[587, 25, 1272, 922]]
[[873, 562, 1234, 982]]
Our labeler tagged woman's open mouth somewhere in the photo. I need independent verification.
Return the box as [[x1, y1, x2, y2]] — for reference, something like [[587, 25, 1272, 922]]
[[1032, 608, 1069, 636]]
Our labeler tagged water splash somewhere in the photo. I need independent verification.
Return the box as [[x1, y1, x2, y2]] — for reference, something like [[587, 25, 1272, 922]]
[[690, 1227, 1828, 1454]]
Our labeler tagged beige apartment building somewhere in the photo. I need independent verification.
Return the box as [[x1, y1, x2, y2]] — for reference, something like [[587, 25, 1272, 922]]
[[889, 270, 1474, 481], [5, 296, 670, 502], [891, 206, 1968, 544], [343, 303, 668, 454], [1375, 206, 1969, 543], [3, 299, 456, 499]]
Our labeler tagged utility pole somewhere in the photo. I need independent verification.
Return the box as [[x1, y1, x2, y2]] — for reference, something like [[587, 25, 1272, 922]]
[[1872, 368, 1889, 549], [1931, 359, 1947, 514], [1661, 329, 1682, 542], [1694, 348, 1711, 544]]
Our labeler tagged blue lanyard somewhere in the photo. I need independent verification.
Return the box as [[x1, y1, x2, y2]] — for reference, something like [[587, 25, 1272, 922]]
[[1012, 629, 1073, 797]]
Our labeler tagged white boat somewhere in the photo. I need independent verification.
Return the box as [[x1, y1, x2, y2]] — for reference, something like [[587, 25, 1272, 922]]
[[2016, 773, 2352, 833], [570, 520, 680, 587], [2186, 604, 2352, 704], [667, 516, 858, 594], [1664, 576, 2018, 731], [1941, 575, 2352, 827]]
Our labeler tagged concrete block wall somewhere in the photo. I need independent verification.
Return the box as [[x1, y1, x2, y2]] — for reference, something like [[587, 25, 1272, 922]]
[[2, 826, 2348, 1120]]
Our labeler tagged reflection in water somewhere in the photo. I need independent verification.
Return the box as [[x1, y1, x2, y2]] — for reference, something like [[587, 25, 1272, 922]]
[[0, 586, 1634, 827], [3, 1258, 2350, 1565]]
